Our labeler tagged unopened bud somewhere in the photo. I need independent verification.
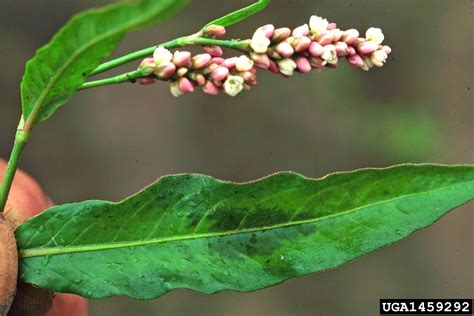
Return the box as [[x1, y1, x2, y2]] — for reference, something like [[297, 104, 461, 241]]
[[292, 36, 312, 52], [256, 24, 275, 39], [224, 75, 244, 97], [176, 67, 188, 77], [309, 56, 325, 68], [172, 50, 191, 67], [250, 52, 271, 69], [210, 57, 225, 65], [292, 24, 309, 38], [347, 54, 365, 67], [295, 56, 312, 73], [203, 46, 223, 57], [179, 77, 195, 92], [203, 24, 226, 39], [309, 15, 329, 35], [154, 61, 176, 79], [357, 40, 378, 55], [316, 31, 334, 46], [138, 78, 156, 85], [275, 41, 294, 58], [335, 41, 348, 57], [241, 71, 256, 83], [235, 55, 254, 72], [211, 66, 229, 81], [366, 27, 384, 44], [153, 46, 173, 66], [327, 22, 337, 30], [347, 46, 356, 56], [170, 81, 184, 97], [361, 56, 374, 71], [202, 80, 219, 95], [266, 47, 282, 60], [342, 29, 359, 45], [308, 41, 324, 57], [321, 44, 338, 65], [370, 49, 388, 67], [138, 57, 156, 76], [330, 28, 343, 42], [223, 57, 238, 69], [268, 60, 279, 74], [251, 30, 271, 53], [277, 58, 297, 76], [382, 45, 392, 55], [192, 53, 212, 69], [272, 27, 291, 43]]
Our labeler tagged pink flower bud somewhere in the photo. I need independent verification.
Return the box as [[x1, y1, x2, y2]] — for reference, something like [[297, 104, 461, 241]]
[[211, 66, 229, 81], [138, 78, 156, 85], [170, 81, 184, 97], [267, 47, 282, 60], [357, 41, 378, 55], [223, 57, 238, 69], [256, 24, 275, 39], [241, 71, 256, 82], [192, 53, 212, 69], [308, 41, 324, 57], [272, 27, 291, 43], [172, 50, 191, 67], [138, 57, 156, 76], [235, 55, 254, 72], [292, 24, 309, 38], [292, 37, 312, 52], [153, 47, 173, 66], [335, 42, 349, 57], [316, 31, 334, 46], [202, 80, 219, 95], [202, 24, 226, 39], [277, 58, 297, 76], [382, 45, 392, 55], [327, 22, 337, 30], [251, 30, 271, 53], [250, 52, 271, 69], [268, 60, 279, 74], [295, 56, 312, 73], [308, 56, 325, 68], [275, 41, 294, 58], [154, 61, 176, 79], [203, 46, 223, 57], [347, 46, 356, 56], [347, 54, 364, 67], [179, 77, 194, 93], [330, 29, 343, 42], [176, 67, 188, 77], [210, 57, 225, 65], [342, 29, 359, 45]]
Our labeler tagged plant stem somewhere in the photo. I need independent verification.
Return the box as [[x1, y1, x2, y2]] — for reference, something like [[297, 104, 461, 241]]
[[89, 36, 250, 76], [79, 69, 146, 90], [0, 118, 30, 213]]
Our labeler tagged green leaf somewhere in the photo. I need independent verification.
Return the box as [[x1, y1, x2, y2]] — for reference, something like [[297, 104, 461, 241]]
[[203, 0, 270, 28], [16, 164, 474, 299], [21, 0, 188, 125]]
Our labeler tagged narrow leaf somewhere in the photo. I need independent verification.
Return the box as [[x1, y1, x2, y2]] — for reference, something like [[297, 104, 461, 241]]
[[21, 0, 188, 125], [16, 164, 474, 299], [203, 0, 270, 28]]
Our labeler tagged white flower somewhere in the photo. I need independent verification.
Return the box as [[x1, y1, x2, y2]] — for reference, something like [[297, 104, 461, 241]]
[[235, 55, 254, 72], [250, 30, 271, 53], [224, 75, 244, 96], [277, 58, 297, 76], [370, 49, 388, 67], [321, 44, 338, 65], [366, 27, 384, 45], [169, 81, 184, 97], [309, 15, 329, 35], [153, 46, 173, 66], [361, 56, 374, 71]]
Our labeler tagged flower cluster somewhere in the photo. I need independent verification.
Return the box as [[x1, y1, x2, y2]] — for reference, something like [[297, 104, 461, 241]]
[[137, 46, 257, 97], [249, 15, 392, 75]]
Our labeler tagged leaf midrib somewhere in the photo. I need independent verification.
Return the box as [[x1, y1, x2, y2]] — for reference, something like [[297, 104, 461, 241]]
[[24, 2, 172, 123], [20, 181, 471, 259]]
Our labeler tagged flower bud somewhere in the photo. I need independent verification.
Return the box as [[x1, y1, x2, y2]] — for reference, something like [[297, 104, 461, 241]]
[[361, 56, 374, 71], [275, 41, 294, 58], [347, 54, 365, 67], [357, 40, 378, 55], [316, 31, 334, 46], [250, 30, 271, 53], [154, 61, 176, 79], [309, 15, 329, 35], [153, 46, 173, 66], [308, 56, 325, 68], [192, 73, 206, 86], [266, 47, 282, 60], [321, 44, 338, 65], [272, 27, 291, 43], [250, 52, 271, 69], [342, 29, 359, 45], [308, 41, 324, 57], [291, 37, 312, 52], [295, 56, 312, 73], [235, 55, 254, 72], [241, 71, 256, 83], [223, 57, 238, 69], [327, 22, 337, 30], [256, 24, 275, 39], [330, 28, 343, 42], [382, 45, 392, 55], [366, 27, 384, 44], [192, 53, 212, 69], [210, 57, 225, 65], [203, 46, 223, 57], [223, 75, 244, 96], [179, 77, 194, 93], [138, 78, 156, 85], [202, 80, 219, 95], [211, 66, 229, 81], [138, 57, 156, 76], [347, 46, 356, 56], [277, 58, 297, 76], [268, 60, 279, 74], [335, 41, 348, 57], [172, 50, 191, 67], [202, 24, 226, 39], [370, 49, 388, 67], [292, 24, 309, 38], [176, 67, 188, 77], [170, 81, 184, 97]]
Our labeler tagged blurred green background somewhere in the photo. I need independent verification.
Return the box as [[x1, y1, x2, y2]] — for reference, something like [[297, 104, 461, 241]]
[[0, 0, 472, 315]]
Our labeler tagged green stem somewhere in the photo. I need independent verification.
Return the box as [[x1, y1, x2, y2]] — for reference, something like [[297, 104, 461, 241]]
[[79, 69, 146, 90], [89, 36, 250, 76], [0, 118, 30, 213]]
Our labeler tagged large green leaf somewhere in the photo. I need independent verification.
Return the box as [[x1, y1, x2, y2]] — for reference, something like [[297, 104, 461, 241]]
[[21, 0, 188, 125], [16, 164, 474, 299]]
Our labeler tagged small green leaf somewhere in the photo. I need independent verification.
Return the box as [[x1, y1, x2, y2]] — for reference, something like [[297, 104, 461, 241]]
[[203, 0, 270, 28], [16, 164, 474, 299], [21, 0, 188, 125]]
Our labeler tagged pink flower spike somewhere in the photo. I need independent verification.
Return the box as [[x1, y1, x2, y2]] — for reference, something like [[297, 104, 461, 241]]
[[154, 61, 176, 79], [268, 60, 279, 74], [172, 51, 191, 67], [138, 78, 156, 85], [342, 29, 359, 45], [203, 46, 223, 57], [211, 66, 229, 81], [296, 56, 312, 73], [257, 24, 275, 38], [292, 37, 312, 52], [316, 32, 334, 46], [357, 41, 378, 55], [327, 22, 337, 30], [179, 77, 194, 93], [223, 57, 238, 69], [202, 80, 219, 95], [192, 53, 212, 69], [275, 41, 294, 58], [308, 42, 324, 57], [335, 42, 349, 57], [272, 27, 291, 43], [382, 45, 392, 55], [292, 24, 309, 38], [347, 54, 365, 67]]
